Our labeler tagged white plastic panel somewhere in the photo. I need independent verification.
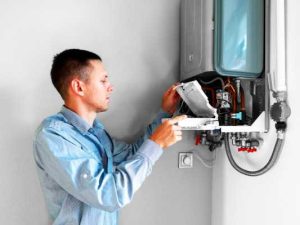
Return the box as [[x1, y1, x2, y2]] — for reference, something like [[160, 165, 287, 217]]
[[269, 0, 287, 92]]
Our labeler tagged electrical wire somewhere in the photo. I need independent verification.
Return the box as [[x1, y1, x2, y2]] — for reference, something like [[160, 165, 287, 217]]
[[176, 100, 185, 114], [192, 147, 217, 168], [199, 77, 225, 89]]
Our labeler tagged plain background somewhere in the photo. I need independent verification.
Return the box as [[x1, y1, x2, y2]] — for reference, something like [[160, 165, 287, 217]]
[[0, 1, 211, 225]]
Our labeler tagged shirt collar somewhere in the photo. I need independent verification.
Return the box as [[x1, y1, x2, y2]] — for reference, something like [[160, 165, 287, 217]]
[[60, 106, 104, 134]]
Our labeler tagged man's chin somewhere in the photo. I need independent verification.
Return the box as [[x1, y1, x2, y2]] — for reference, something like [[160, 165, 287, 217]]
[[96, 106, 109, 113]]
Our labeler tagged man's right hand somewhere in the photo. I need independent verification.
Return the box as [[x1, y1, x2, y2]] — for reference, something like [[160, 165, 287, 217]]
[[150, 115, 187, 149]]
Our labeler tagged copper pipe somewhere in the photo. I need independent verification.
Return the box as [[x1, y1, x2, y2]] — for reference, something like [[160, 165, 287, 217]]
[[240, 85, 246, 111], [224, 78, 237, 112]]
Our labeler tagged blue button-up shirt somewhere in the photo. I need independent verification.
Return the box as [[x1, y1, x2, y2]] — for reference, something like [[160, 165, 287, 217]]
[[33, 106, 170, 225]]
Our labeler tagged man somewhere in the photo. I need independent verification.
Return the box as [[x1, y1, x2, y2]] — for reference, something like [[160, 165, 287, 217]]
[[33, 49, 186, 225]]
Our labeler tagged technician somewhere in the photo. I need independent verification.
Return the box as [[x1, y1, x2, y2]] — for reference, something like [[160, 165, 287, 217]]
[[33, 49, 186, 225]]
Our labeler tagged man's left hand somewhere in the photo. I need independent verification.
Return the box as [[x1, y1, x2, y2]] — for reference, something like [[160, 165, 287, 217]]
[[161, 84, 181, 115]]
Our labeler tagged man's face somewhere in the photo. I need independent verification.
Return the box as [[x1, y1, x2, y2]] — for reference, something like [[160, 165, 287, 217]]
[[82, 60, 113, 112]]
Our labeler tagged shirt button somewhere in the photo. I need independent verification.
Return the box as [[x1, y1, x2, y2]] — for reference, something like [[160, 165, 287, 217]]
[[82, 173, 88, 179], [89, 128, 94, 133]]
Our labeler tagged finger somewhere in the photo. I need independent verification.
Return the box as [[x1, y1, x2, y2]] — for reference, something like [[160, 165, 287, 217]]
[[172, 125, 182, 131], [167, 84, 176, 92], [166, 83, 180, 94], [175, 136, 182, 141], [164, 85, 180, 99], [172, 82, 182, 90], [169, 88, 179, 96], [169, 115, 188, 124], [174, 130, 182, 136]]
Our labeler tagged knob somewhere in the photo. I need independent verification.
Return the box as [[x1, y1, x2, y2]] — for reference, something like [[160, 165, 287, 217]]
[[183, 156, 192, 165]]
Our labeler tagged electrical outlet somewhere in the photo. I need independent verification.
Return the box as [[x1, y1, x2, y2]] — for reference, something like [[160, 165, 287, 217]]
[[179, 152, 193, 168]]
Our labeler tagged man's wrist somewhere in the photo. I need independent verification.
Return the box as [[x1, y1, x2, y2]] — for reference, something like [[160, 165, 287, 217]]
[[149, 136, 164, 149], [161, 108, 173, 117]]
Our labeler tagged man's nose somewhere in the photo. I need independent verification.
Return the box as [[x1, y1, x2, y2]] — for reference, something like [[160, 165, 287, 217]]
[[107, 84, 113, 93]]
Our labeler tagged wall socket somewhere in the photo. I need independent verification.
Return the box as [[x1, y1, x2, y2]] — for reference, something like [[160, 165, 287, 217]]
[[179, 152, 193, 168]]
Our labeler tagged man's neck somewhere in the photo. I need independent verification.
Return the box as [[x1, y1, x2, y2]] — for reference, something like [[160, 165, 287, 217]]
[[64, 103, 97, 126]]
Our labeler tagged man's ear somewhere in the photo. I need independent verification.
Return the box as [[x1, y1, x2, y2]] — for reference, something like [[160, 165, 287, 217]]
[[70, 78, 85, 96]]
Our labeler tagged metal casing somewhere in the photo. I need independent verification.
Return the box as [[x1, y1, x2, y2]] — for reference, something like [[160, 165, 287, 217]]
[[180, 0, 214, 81]]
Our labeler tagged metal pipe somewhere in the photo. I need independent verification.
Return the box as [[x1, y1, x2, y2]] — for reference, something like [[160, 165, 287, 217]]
[[224, 130, 285, 176]]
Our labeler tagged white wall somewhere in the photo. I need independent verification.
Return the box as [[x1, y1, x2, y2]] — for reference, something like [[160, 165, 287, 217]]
[[0, 1, 212, 225], [212, 0, 300, 224]]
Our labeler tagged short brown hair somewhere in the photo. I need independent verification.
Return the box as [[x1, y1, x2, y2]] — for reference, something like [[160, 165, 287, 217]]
[[50, 49, 102, 99]]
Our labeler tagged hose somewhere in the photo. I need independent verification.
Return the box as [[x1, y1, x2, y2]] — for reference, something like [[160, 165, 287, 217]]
[[224, 130, 285, 176]]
